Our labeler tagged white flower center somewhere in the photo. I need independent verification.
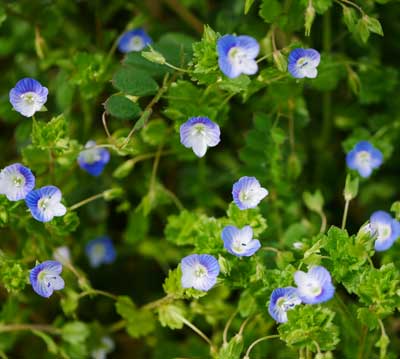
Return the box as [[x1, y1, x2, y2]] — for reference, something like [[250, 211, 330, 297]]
[[194, 264, 207, 278], [377, 223, 392, 241], [92, 243, 106, 258], [82, 148, 101, 164], [232, 238, 248, 253], [191, 124, 206, 137], [38, 197, 50, 210], [356, 151, 371, 167], [130, 36, 144, 51], [303, 279, 322, 297], [228, 46, 247, 65], [12, 175, 25, 188], [277, 296, 297, 312], [21, 92, 38, 105], [296, 57, 311, 69]]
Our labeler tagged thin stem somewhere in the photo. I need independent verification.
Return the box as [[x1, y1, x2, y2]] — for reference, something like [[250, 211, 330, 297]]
[[261, 246, 280, 254], [243, 335, 280, 359], [150, 145, 163, 191], [164, 62, 190, 73], [378, 319, 389, 359], [163, 187, 185, 210], [142, 294, 174, 310], [341, 199, 350, 230], [0, 324, 60, 335], [108, 320, 126, 333], [318, 210, 327, 233], [271, 27, 278, 52], [357, 326, 368, 359], [339, 0, 365, 15], [175, 314, 214, 349], [313, 340, 321, 354], [78, 289, 117, 301], [238, 316, 252, 337], [102, 112, 112, 140], [69, 192, 105, 211], [223, 309, 238, 345]]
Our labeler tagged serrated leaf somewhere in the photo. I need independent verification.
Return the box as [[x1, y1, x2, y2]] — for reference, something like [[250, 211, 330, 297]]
[[104, 94, 141, 120], [259, 0, 282, 23]]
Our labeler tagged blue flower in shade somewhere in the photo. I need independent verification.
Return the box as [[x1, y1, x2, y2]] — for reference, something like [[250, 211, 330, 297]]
[[0, 163, 35, 201], [294, 266, 335, 304], [368, 211, 400, 251], [180, 117, 221, 158], [9, 78, 48, 117], [232, 176, 268, 210], [118, 28, 152, 53], [217, 35, 259, 78], [85, 237, 116, 268], [25, 185, 67, 223], [346, 141, 383, 178], [268, 287, 302, 323], [221, 225, 261, 257], [181, 254, 220, 291], [78, 140, 110, 176], [29, 260, 65, 298], [288, 48, 320, 79]]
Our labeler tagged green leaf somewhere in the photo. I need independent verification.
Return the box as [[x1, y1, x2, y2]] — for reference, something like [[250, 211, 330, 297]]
[[61, 322, 90, 344], [226, 203, 267, 236], [32, 115, 68, 149], [342, 6, 358, 32], [141, 118, 167, 145], [313, 0, 333, 14], [390, 201, 400, 220], [259, 0, 282, 23], [279, 305, 339, 351], [61, 289, 79, 317], [32, 330, 58, 354], [244, 0, 255, 14], [104, 94, 141, 120], [303, 190, 324, 213], [217, 335, 243, 359], [356, 18, 370, 43], [238, 289, 258, 317], [112, 67, 159, 96], [158, 303, 186, 329], [115, 296, 156, 338], [363, 15, 384, 36]]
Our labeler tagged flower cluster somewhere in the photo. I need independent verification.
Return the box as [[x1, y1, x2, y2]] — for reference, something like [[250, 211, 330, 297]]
[[268, 266, 334, 323]]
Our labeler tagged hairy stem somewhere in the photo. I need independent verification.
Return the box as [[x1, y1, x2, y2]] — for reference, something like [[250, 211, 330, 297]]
[[243, 335, 280, 359]]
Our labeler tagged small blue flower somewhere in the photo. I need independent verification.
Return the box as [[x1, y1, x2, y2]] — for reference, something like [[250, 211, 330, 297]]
[[217, 34, 259, 78], [221, 225, 261, 257], [9, 78, 48, 117], [53, 246, 71, 265], [368, 211, 400, 251], [91, 336, 115, 359], [232, 176, 268, 210], [180, 117, 221, 158], [118, 28, 152, 53], [294, 266, 335, 304], [288, 48, 320, 79], [85, 236, 116, 268], [0, 163, 35, 201], [346, 141, 383, 178], [78, 140, 110, 176], [268, 287, 302, 323], [29, 260, 64, 298], [181, 254, 220, 291], [25, 185, 67, 223]]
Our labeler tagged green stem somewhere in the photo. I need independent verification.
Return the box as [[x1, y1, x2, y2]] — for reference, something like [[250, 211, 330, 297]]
[[68, 192, 106, 211], [243, 335, 280, 359], [142, 294, 174, 310], [78, 289, 117, 301], [339, 0, 365, 15], [341, 199, 350, 230], [0, 324, 60, 334], [223, 309, 238, 345]]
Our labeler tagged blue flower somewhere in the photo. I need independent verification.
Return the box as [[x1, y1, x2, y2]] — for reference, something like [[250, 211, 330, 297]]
[[368, 211, 400, 251], [91, 336, 115, 359], [180, 117, 221, 158], [288, 48, 320, 79], [53, 246, 71, 265], [232, 176, 268, 210], [78, 140, 110, 176], [0, 163, 35, 201], [268, 287, 302, 323], [85, 236, 116, 268], [221, 225, 261, 257], [25, 185, 67, 222], [9, 78, 48, 117], [217, 34, 259, 78], [181, 254, 220, 291], [294, 266, 335, 304], [29, 260, 64, 298], [118, 28, 152, 53], [346, 141, 383, 178]]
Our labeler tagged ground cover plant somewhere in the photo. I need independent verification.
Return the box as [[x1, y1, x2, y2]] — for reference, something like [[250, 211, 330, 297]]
[[0, 0, 400, 358]]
